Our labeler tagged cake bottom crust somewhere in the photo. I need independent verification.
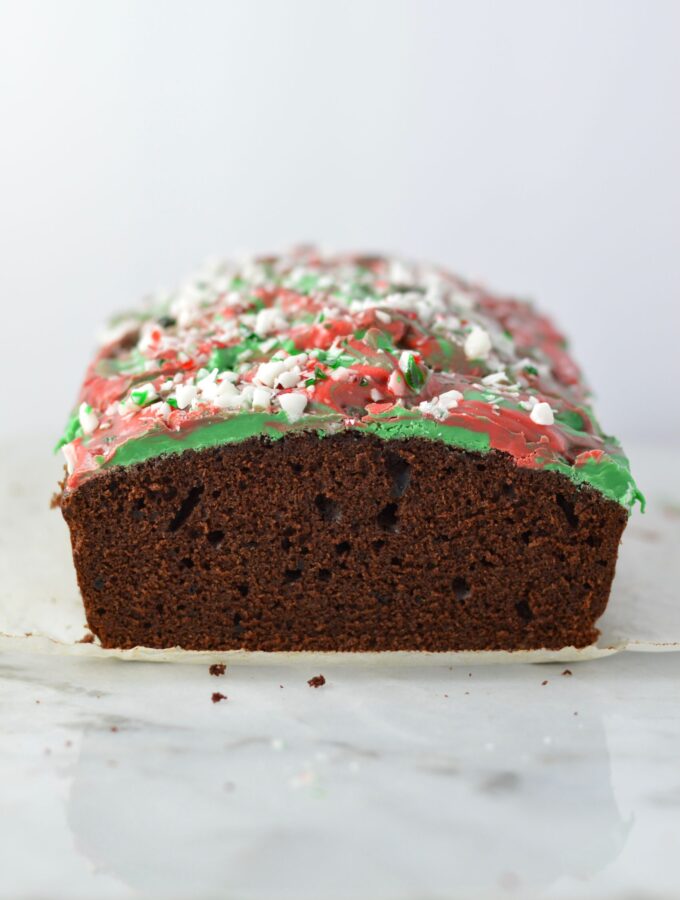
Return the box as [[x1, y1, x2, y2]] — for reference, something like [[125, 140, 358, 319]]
[[61, 432, 628, 651]]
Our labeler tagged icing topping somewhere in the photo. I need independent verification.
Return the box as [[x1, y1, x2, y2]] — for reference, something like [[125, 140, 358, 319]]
[[57, 248, 643, 512]]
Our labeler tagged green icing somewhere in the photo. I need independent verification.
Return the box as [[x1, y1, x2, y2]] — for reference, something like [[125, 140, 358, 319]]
[[103, 410, 491, 472], [362, 411, 491, 451], [544, 455, 645, 512], [105, 413, 287, 469], [99, 409, 642, 514]]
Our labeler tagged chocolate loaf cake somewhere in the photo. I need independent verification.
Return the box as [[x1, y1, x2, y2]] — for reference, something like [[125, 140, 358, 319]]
[[57, 249, 642, 651]]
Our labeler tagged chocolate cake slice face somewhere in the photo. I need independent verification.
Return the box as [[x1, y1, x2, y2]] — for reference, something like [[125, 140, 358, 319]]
[[61, 434, 627, 651], [56, 249, 642, 651]]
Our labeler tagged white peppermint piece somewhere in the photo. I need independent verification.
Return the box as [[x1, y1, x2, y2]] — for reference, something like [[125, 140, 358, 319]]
[[175, 383, 197, 410], [387, 369, 408, 397], [130, 382, 158, 406], [252, 386, 273, 410], [254, 307, 287, 338], [464, 325, 492, 360], [279, 392, 308, 423], [214, 390, 245, 410], [78, 402, 99, 435], [418, 399, 446, 420], [437, 389, 464, 409], [530, 401, 555, 426], [398, 350, 416, 372], [277, 367, 302, 389], [283, 352, 307, 369], [482, 371, 509, 386], [62, 443, 77, 474], [259, 337, 279, 353], [255, 360, 287, 387]]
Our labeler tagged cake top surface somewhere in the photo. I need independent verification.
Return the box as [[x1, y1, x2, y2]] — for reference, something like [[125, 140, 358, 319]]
[[57, 247, 642, 511]]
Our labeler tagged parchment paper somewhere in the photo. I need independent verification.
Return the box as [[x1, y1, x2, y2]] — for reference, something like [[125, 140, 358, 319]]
[[1, 439, 678, 665]]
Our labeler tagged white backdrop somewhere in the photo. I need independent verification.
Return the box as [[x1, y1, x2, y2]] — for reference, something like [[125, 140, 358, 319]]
[[1, 0, 678, 443]]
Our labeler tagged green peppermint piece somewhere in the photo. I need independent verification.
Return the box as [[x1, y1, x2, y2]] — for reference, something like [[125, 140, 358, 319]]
[[376, 332, 395, 352], [404, 355, 425, 391], [208, 346, 241, 371], [131, 389, 148, 407]]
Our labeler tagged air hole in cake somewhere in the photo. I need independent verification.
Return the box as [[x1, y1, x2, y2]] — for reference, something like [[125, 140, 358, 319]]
[[233, 612, 244, 635], [284, 568, 303, 582], [318, 568, 332, 582], [385, 452, 412, 498], [515, 600, 534, 622], [93, 577, 104, 591], [290, 462, 303, 474], [335, 541, 350, 555], [207, 529, 224, 546], [169, 485, 204, 531], [281, 537, 292, 551], [237, 583, 249, 597], [556, 493, 579, 528], [377, 502, 399, 532], [211, 489, 221, 499], [502, 482, 516, 499], [376, 593, 391, 605], [315, 493, 341, 523], [452, 576, 471, 600], [391, 556, 403, 567], [586, 534, 602, 548], [96, 607, 105, 617], [180, 556, 194, 569], [372, 539, 385, 551], [521, 530, 532, 545]]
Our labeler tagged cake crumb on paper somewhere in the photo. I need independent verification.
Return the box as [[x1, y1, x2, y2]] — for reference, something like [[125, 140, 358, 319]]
[[307, 674, 326, 688], [211, 692, 227, 703], [209, 663, 226, 676]]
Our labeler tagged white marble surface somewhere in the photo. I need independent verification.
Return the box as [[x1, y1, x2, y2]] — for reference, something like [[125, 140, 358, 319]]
[[2, 651, 680, 900], [1, 441, 679, 899]]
